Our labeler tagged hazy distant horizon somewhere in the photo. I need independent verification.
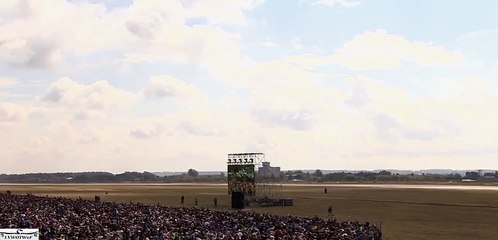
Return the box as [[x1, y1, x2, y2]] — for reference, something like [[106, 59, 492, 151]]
[[1, 1, 497, 173], [2, 168, 497, 176]]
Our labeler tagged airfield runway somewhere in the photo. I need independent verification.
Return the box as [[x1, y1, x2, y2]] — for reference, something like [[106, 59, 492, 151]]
[[284, 183, 498, 191], [1, 183, 498, 240], [3, 182, 497, 191]]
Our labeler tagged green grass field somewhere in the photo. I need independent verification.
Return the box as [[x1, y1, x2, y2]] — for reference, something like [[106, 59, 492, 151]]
[[1, 184, 497, 240]]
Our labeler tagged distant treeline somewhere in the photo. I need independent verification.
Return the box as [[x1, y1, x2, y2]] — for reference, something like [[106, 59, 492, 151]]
[[1, 169, 497, 183], [286, 170, 498, 182], [0, 169, 226, 183]]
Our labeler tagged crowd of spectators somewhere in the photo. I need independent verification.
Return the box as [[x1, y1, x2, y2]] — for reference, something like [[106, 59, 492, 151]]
[[0, 192, 381, 239]]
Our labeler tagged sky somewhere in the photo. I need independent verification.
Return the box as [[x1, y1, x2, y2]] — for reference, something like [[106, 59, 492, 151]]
[[1, 0, 497, 173]]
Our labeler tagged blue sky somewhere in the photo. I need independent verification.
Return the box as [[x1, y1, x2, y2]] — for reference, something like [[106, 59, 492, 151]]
[[0, 0, 497, 173]]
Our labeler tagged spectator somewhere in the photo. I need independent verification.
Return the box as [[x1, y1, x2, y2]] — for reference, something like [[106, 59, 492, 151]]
[[0, 193, 381, 240]]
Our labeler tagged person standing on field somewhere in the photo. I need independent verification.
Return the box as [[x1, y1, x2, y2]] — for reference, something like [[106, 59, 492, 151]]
[[213, 197, 218, 207], [328, 205, 333, 218], [180, 195, 184, 205]]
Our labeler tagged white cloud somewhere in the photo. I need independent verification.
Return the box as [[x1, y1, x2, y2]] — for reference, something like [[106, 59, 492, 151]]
[[124, 25, 244, 82], [141, 75, 206, 104], [345, 83, 368, 107], [78, 127, 103, 144], [41, 77, 136, 112], [261, 41, 281, 48], [0, 100, 48, 124], [1, 72, 498, 172], [234, 59, 345, 131], [181, 0, 265, 25], [301, 0, 360, 7], [0, 0, 252, 72], [278, 30, 465, 72], [252, 109, 315, 130], [0, 0, 117, 68], [359, 75, 497, 148], [457, 28, 498, 69], [1, 2, 498, 172], [0, 77, 17, 88], [290, 37, 302, 50], [130, 121, 166, 139], [0, 102, 26, 123], [330, 29, 464, 70], [177, 120, 220, 136]]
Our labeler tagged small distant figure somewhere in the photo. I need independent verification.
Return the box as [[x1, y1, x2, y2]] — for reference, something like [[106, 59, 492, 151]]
[[180, 195, 185, 205], [105, 192, 108, 195], [327, 205, 333, 218], [95, 196, 101, 202], [6, 190, 11, 195], [194, 198, 198, 206], [324, 188, 328, 194], [213, 197, 218, 207]]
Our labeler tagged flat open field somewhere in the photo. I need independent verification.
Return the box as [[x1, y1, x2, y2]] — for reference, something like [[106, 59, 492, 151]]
[[1, 184, 498, 240]]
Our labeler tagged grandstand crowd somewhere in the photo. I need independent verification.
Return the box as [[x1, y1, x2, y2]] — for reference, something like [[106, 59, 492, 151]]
[[0, 192, 381, 240]]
